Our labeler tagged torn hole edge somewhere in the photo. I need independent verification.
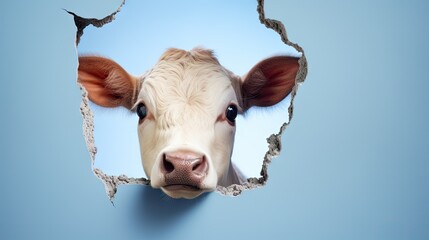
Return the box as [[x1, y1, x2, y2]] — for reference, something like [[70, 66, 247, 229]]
[[71, 0, 308, 201]]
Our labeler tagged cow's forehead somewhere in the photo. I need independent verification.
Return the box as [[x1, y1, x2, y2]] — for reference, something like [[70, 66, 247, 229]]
[[138, 52, 236, 128], [143, 60, 232, 107]]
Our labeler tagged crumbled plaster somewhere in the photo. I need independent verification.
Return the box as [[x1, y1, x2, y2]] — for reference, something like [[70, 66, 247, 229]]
[[65, 1, 125, 45], [70, 0, 307, 201]]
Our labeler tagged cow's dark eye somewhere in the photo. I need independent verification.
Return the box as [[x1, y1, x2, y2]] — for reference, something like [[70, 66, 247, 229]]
[[225, 104, 238, 123], [136, 103, 147, 119]]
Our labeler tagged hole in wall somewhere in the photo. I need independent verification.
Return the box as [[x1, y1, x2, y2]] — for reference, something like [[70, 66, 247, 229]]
[[71, 0, 307, 200]]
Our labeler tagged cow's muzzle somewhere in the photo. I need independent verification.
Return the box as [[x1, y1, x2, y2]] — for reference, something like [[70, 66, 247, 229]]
[[161, 150, 208, 190]]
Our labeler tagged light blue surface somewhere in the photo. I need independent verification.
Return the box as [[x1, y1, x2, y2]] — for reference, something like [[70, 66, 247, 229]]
[[0, 0, 428, 240]]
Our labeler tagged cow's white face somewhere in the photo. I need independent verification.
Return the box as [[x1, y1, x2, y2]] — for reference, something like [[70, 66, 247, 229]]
[[78, 48, 299, 199], [134, 54, 241, 198]]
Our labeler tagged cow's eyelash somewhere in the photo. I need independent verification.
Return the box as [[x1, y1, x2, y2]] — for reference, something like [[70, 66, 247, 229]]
[[131, 101, 145, 112]]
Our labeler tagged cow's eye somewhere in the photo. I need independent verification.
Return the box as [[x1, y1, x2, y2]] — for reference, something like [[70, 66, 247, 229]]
[[225, 104, 238, 123], [136, 103, 147, 119]]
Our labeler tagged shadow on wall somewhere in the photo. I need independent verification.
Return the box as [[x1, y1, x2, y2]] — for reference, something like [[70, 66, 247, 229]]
[[129, 186, 209, 231]]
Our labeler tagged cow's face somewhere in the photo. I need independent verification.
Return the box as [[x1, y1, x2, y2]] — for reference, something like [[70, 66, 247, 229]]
[[135, 50, 241, 198], [78, 48, 299, 199]]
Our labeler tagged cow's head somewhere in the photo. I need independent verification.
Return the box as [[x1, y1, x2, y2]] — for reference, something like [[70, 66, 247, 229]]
[[78, 48, 299, 199]]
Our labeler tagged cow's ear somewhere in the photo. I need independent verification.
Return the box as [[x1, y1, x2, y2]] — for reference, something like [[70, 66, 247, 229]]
[[78, 56, 140, 109], [241, 56, 299, 111]]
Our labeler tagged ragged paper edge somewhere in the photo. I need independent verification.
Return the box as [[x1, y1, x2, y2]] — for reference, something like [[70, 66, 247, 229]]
[[71, 0, 308, 201]]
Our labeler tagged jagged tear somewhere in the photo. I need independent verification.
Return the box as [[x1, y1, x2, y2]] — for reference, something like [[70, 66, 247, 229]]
[[71, 0, 307, 200]]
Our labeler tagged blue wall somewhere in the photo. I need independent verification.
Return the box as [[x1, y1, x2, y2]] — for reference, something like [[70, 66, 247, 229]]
[[0, 0, 428, 239]]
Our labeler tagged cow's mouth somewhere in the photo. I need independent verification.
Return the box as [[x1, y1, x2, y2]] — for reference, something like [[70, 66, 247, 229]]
[[163, 184, 201, 191], [161, 184, 206, 199]]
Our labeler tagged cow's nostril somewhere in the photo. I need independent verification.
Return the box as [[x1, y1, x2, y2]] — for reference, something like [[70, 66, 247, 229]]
[[163, 156, 175, 173], [191, 156, 207, 175]]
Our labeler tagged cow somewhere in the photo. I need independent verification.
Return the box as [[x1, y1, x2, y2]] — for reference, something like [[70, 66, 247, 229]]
[[78, 48, 299, 199]]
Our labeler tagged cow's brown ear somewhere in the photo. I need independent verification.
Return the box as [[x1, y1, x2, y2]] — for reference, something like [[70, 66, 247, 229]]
[[241, 56, 299, 111], [78, 56, 140, 109]]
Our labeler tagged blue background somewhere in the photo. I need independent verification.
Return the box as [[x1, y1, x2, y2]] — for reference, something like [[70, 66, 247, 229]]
[[1, 0, 428, 239]]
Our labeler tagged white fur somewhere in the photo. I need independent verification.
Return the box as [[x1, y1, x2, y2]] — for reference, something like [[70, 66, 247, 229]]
[[134, 50, 246, 198]]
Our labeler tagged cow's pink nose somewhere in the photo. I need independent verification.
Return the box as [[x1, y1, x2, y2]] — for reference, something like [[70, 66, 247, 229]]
[[162, 151, 208, 186]]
